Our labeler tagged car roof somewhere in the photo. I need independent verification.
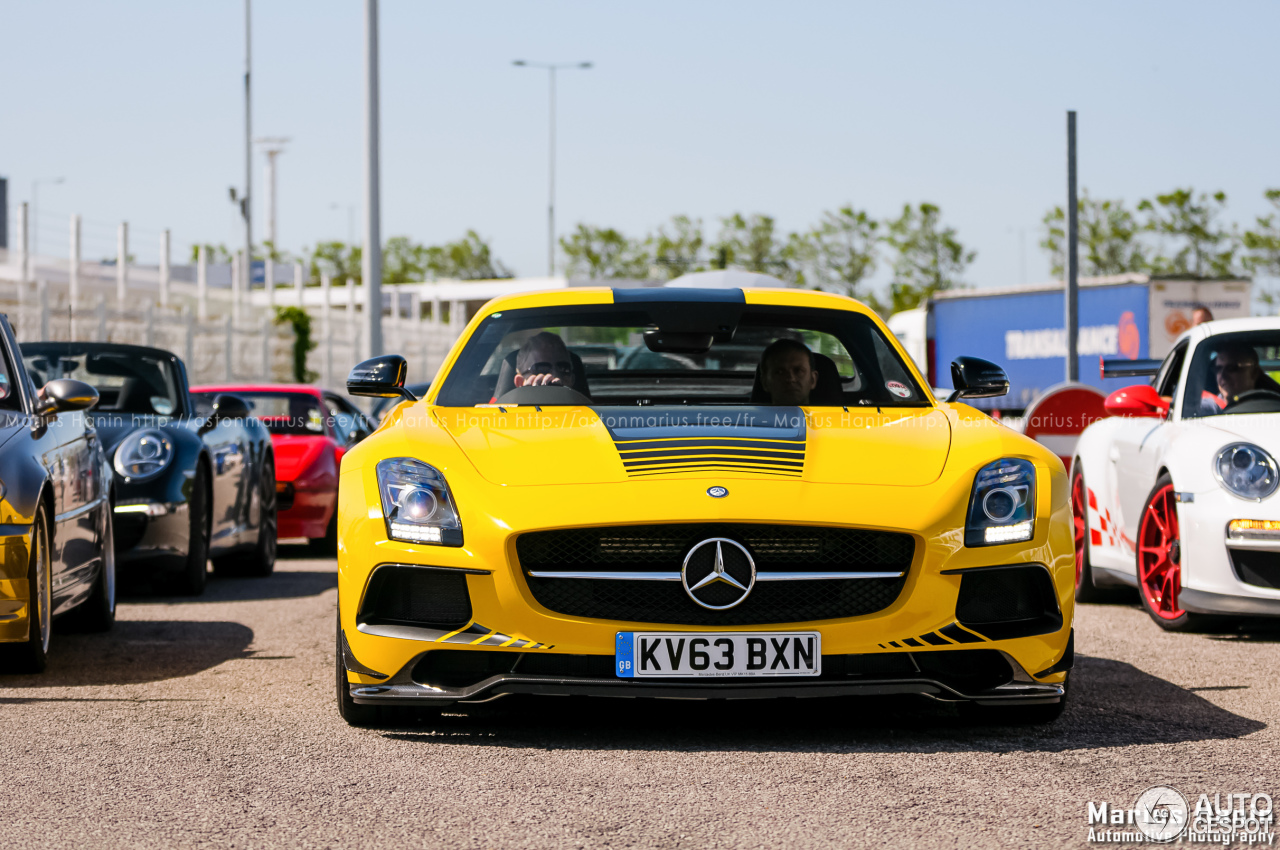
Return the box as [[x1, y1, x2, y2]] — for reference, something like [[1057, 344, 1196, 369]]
[[472, 286, 877, 319], [21, 341, 182, 362]]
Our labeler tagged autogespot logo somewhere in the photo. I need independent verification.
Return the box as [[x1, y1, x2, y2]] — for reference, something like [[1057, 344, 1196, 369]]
[[1134, 786, 1190, 842], [681, 538, 755, 610]]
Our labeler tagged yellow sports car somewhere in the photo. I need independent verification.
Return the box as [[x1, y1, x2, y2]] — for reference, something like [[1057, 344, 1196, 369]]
[[337, 286, 1074, 725]]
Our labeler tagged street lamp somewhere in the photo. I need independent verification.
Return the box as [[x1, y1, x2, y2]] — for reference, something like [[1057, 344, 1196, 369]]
[[31, 177, 65, 258], [513, 59, 592, 277]]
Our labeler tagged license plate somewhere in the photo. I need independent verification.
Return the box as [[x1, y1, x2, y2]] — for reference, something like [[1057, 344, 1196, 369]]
[[615, 631, 821, 678]]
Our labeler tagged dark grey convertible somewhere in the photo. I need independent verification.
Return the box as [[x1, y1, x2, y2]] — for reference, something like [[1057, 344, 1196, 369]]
[[23, 343, 277, 595]]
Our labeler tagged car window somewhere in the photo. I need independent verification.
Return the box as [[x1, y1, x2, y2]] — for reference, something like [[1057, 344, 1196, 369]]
[[436, 304, 919, 408], [1155, 342, 1188, 400], [0, 342, 21, 412], [1181, 331, 1280, 418], [324, 395, 373, 446], [26, 348, 180, 416], [193, 391, 326, 435]]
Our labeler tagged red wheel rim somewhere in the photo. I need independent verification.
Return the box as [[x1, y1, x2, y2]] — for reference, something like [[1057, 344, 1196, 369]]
[[1071, 471, 1087, 588], [1138, 484, 1184, 619]]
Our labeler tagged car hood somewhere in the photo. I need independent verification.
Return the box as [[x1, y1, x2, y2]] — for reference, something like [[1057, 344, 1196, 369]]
[[1200, 413, 1280, 448], [0, 413, 27, 454], [433, 405, 952, 487], [271, 434, 331, 481]]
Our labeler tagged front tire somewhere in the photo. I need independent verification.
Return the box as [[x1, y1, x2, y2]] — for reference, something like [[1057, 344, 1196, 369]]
[[0, 502, 53, 673], [1136, 474, 1230, 632], [174, 464, 210, 595], [1071, 465, 1131, 604], [336, 615, 380, 727]]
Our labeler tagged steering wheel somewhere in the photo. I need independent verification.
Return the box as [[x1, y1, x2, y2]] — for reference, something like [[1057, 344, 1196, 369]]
[[1223, 388, 1280, 413]]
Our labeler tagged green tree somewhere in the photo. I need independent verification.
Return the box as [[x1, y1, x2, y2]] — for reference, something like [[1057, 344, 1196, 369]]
[[309, 240, 362, 284], [711, 213, 795, 280], [188, 243, 234, 263], [648, 215, 706, 279], [882, 202, 975, 313], [383, 236, 426, 283], [1243, 189, 1280, 309], [1138, 188, 1239, 277], [423, 230, 513, 280], [790, 205, 879, 298], [1041, 192, 1147, 278], [274, 306, 318, 382], [559, 225, 651, 279]]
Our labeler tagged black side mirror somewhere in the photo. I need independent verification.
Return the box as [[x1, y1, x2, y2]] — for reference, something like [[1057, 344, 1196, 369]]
[[947, 356, 1010, 403], [39, 379, 99, 414], [348, 355, 416, 401], [200, 393, 251, 433]]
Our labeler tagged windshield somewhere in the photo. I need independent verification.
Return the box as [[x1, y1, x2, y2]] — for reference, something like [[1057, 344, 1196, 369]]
[[1181, 330, 1280, 418], [25, 347, 181, 416], [435, 302, 926, 408], [191, 391, 328, 436]]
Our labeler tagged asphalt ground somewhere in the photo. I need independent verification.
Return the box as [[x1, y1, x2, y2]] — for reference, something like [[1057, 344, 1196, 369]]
[[3, 550, 1278, 849]]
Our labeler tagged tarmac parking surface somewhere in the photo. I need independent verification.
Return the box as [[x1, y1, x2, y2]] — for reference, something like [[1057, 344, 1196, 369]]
[[3, 549, 1278, 849]]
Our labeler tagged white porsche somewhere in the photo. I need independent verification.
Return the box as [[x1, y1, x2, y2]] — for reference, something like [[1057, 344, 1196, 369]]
[[1072, 317, 1280, 630]]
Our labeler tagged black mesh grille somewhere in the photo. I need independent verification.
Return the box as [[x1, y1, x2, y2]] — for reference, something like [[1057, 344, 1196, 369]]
[[517, 524, 913, 626], [357, 566, 472, 629]]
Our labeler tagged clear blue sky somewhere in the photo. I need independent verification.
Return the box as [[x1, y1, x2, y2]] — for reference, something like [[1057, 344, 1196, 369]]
[[4, 0, 1277, 294]]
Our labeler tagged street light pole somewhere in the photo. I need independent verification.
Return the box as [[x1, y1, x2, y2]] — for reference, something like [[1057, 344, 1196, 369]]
[[363, 0, 382, 359], [243, 0, 253, 295], [30, 177, 64, 258], [513, 59, 592, 277]]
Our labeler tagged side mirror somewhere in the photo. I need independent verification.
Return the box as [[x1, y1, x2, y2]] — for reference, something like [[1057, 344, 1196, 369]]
[[199, 393, 251, 433], [39, 379, 99, 414], [348, 355, 415, 400], [1104, 384, 1169, 419], [947, 356, 1010, 403]]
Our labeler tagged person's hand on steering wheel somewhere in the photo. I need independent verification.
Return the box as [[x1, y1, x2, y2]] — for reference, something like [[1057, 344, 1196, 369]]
[[513, 373, 562, 388]]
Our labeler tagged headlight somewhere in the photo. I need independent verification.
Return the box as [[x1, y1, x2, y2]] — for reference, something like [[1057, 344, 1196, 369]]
[[965, 458, 1035, 547], [113, 430, 174, 482], [1215, 443, 1279, 501], [376, 458, 463, 546]]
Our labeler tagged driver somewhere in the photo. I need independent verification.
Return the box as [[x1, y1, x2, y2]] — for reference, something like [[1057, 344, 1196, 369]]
[[759, 339, 817, 406], [513, 332, 580, 390], [1201, 342, 1263, 413]]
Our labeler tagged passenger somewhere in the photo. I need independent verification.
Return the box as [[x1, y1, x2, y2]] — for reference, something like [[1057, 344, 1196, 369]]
[[1191, 304, 1214, 326], [758, 339, 817, 406], [1201, 342, 1263, 413], [512, 331, 580, 390]]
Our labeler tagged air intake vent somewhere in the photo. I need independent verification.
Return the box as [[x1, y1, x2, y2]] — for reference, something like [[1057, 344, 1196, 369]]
[[954, 565, 1062, 641], [357, 565, 472, 630]]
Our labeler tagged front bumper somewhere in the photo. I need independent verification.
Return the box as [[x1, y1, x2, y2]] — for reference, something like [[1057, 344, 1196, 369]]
[[1177, 487, 1280, 614], [337, 462, 1077, 701], [112, 500, 188, 564]]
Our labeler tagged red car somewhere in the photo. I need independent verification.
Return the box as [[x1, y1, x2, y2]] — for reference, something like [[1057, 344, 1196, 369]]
[[190, 385, 374, 552]]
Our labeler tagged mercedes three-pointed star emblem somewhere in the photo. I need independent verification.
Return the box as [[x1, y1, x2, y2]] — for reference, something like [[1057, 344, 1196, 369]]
[[681, 537, 756, 610]]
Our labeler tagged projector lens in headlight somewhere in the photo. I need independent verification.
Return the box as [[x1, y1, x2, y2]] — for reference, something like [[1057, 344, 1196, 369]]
[[1215, 443, 1279, 501], [113, 430, 174, 481], [376, 458, 462, 546]]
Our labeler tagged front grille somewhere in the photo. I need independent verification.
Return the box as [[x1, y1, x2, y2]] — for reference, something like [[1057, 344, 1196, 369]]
[[517, 524, 914, 626]]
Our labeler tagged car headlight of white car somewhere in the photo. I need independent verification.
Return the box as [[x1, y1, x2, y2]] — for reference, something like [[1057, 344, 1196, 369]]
[[376, 458, 463, 545], [1215, 443, 1279, 501], [113, 429, 174, 481], [965, 458, 1035, 546]]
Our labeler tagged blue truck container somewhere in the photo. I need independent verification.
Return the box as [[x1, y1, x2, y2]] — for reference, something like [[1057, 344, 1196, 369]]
[[888, 275, 1252, 411]]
